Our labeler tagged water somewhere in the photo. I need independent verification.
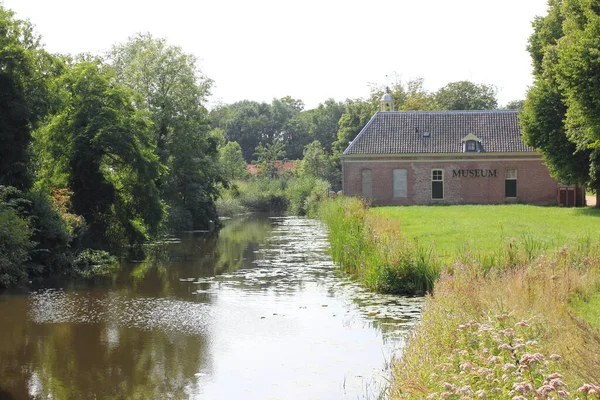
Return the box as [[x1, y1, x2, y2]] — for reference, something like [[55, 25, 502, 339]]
[[0, 215, 423, 399]]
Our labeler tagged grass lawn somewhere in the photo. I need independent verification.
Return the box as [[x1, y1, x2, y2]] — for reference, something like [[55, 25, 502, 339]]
[[372, 204, 600, 260]]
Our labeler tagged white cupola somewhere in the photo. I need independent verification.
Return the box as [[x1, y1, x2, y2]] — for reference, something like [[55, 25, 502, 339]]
[[380, 93, 394, 112]]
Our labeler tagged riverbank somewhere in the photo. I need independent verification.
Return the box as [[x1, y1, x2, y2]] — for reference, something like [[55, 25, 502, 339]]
[[317, 198, 600, 397]]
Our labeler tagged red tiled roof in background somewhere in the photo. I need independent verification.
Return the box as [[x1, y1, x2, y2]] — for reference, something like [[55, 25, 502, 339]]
[[246, 160, 296, 176]]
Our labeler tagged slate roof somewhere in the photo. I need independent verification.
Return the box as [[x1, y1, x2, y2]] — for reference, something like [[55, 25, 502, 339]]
[[343, 110, 535, 155]]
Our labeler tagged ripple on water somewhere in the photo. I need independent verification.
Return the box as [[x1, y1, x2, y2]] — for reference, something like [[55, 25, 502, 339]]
[[28, 290, 211, 335]]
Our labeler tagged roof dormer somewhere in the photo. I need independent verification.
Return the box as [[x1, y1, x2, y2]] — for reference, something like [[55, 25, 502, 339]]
[[461, 133, 482, 152]]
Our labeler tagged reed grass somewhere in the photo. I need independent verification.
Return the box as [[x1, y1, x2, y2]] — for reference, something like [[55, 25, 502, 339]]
[[318, 197, 441, 295], [317, 198, 600, 397]]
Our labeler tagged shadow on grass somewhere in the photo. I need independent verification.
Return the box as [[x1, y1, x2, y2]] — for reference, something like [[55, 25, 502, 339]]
[[572, 206, 600, 217]]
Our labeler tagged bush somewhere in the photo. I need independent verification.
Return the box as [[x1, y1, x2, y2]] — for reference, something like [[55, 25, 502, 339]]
[[26, 188, 80, 275], [0, 186, 33, 287]]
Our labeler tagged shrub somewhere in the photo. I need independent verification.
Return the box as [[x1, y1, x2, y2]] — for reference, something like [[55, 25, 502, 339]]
[[0, 202, 33, 287]]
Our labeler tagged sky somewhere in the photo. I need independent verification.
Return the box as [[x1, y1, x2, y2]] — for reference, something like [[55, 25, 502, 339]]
[[3, 0, 550, 110]]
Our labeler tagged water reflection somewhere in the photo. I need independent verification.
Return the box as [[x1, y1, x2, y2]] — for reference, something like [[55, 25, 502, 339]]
[[0, 214, 423, 399]]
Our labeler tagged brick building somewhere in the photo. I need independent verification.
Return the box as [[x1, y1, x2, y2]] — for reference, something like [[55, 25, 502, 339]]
[[341, 96, 559, 205]]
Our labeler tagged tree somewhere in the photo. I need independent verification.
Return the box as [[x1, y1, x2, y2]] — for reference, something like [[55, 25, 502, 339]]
[[0, 6, 56, 190], [218, 141, 248, 180], [521, 0, 600, 205], [299, 141, 329, 180], [108, 34, 223, 229], [35, 59, 164, 247], [434, 81, 498, 110], [211, 97, 308, 162], [307, 99, 345, 153], [253, 142, 286, 179], [554, 0, 600, 201], [211, 100, 272, 162], [400, 78, 436, 111], [504, 100, 525, 112]]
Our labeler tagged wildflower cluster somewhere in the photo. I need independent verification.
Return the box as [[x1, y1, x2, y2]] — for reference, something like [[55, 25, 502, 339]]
[[424, 316, 575, 399]]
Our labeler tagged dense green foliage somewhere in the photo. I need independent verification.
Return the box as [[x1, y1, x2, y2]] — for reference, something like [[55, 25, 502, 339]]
[[433, 80, 498, 110], [218, 141, 248, 181], [216, 175, 330, 217], [36, 59, 164, 248], [0, 7, 57, 190], [522, 0, 600, 205], [0, 8, 227, 287], [0, 186, 33, 286], [109, 33, 224, 231]]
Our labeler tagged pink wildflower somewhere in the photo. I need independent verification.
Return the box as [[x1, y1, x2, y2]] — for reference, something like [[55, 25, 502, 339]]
[[442, 382, 456, 392], [515, 320, 529, 327], [545, 372, 563, 380], [487, 355, 502, 364], [513, 381, 534, 394], [502, 363, 516, 371], [458, 386, 474, 396], [536, 384, 555, 396]]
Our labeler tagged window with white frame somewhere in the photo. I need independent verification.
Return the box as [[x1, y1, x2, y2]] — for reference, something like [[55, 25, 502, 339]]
[[431, 169, 444, 200], [505, 168, 517, 198]]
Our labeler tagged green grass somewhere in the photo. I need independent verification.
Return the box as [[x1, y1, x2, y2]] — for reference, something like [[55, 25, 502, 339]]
[[372, 205, 600, 261]]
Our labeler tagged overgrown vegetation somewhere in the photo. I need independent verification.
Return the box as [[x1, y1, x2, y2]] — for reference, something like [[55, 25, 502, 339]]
[[316, 197, 600, 397], [216, 175, 330, 217], [392, 244, 600, 398], [318, 197, 441, 295]]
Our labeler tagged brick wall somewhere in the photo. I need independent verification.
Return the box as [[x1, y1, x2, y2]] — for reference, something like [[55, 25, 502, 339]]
[[342, 155, 558, 205]]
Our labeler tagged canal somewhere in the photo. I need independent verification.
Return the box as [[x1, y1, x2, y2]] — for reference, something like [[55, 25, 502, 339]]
[[0, 215, 423, 399]]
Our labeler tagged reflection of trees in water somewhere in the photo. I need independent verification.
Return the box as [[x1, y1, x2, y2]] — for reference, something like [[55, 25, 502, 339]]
[[123, 215, 274, 295], [0, 294, 209, 399]]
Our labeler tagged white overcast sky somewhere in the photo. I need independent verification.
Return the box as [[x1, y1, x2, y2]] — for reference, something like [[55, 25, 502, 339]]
[[3, 0, 549, 110]]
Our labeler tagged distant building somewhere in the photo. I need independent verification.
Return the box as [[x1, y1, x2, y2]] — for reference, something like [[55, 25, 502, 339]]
[[246, 160, 296, 176], [341, 94, 559, 205]]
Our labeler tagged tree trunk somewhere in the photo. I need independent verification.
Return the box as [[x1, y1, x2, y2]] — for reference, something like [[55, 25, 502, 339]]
[[596, 185, 600, 208]]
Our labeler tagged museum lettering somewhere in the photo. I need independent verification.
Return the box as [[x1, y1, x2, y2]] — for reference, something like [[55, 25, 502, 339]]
[[452, 169, 497, 178]]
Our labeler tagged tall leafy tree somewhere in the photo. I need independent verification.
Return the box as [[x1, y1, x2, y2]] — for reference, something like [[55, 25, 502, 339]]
[[521, 0, 597, 204], [36, 59, 164, 247], [555, 0, 600, 200], [0, 6, 56, 190], [434, 81, 498, 110], [108, 34, 223, 229], [211, 97, 307, 162], [253, 142, 286, 179], [299, 140, 329, 180], [504, 100, 525, 111], [210, 100, 271, 162], [218, 141, 248, 181], [307, 99, 345, 154]]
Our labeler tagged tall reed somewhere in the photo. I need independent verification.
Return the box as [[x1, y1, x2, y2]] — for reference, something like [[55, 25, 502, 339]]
[[318, 197, 441, 295]]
